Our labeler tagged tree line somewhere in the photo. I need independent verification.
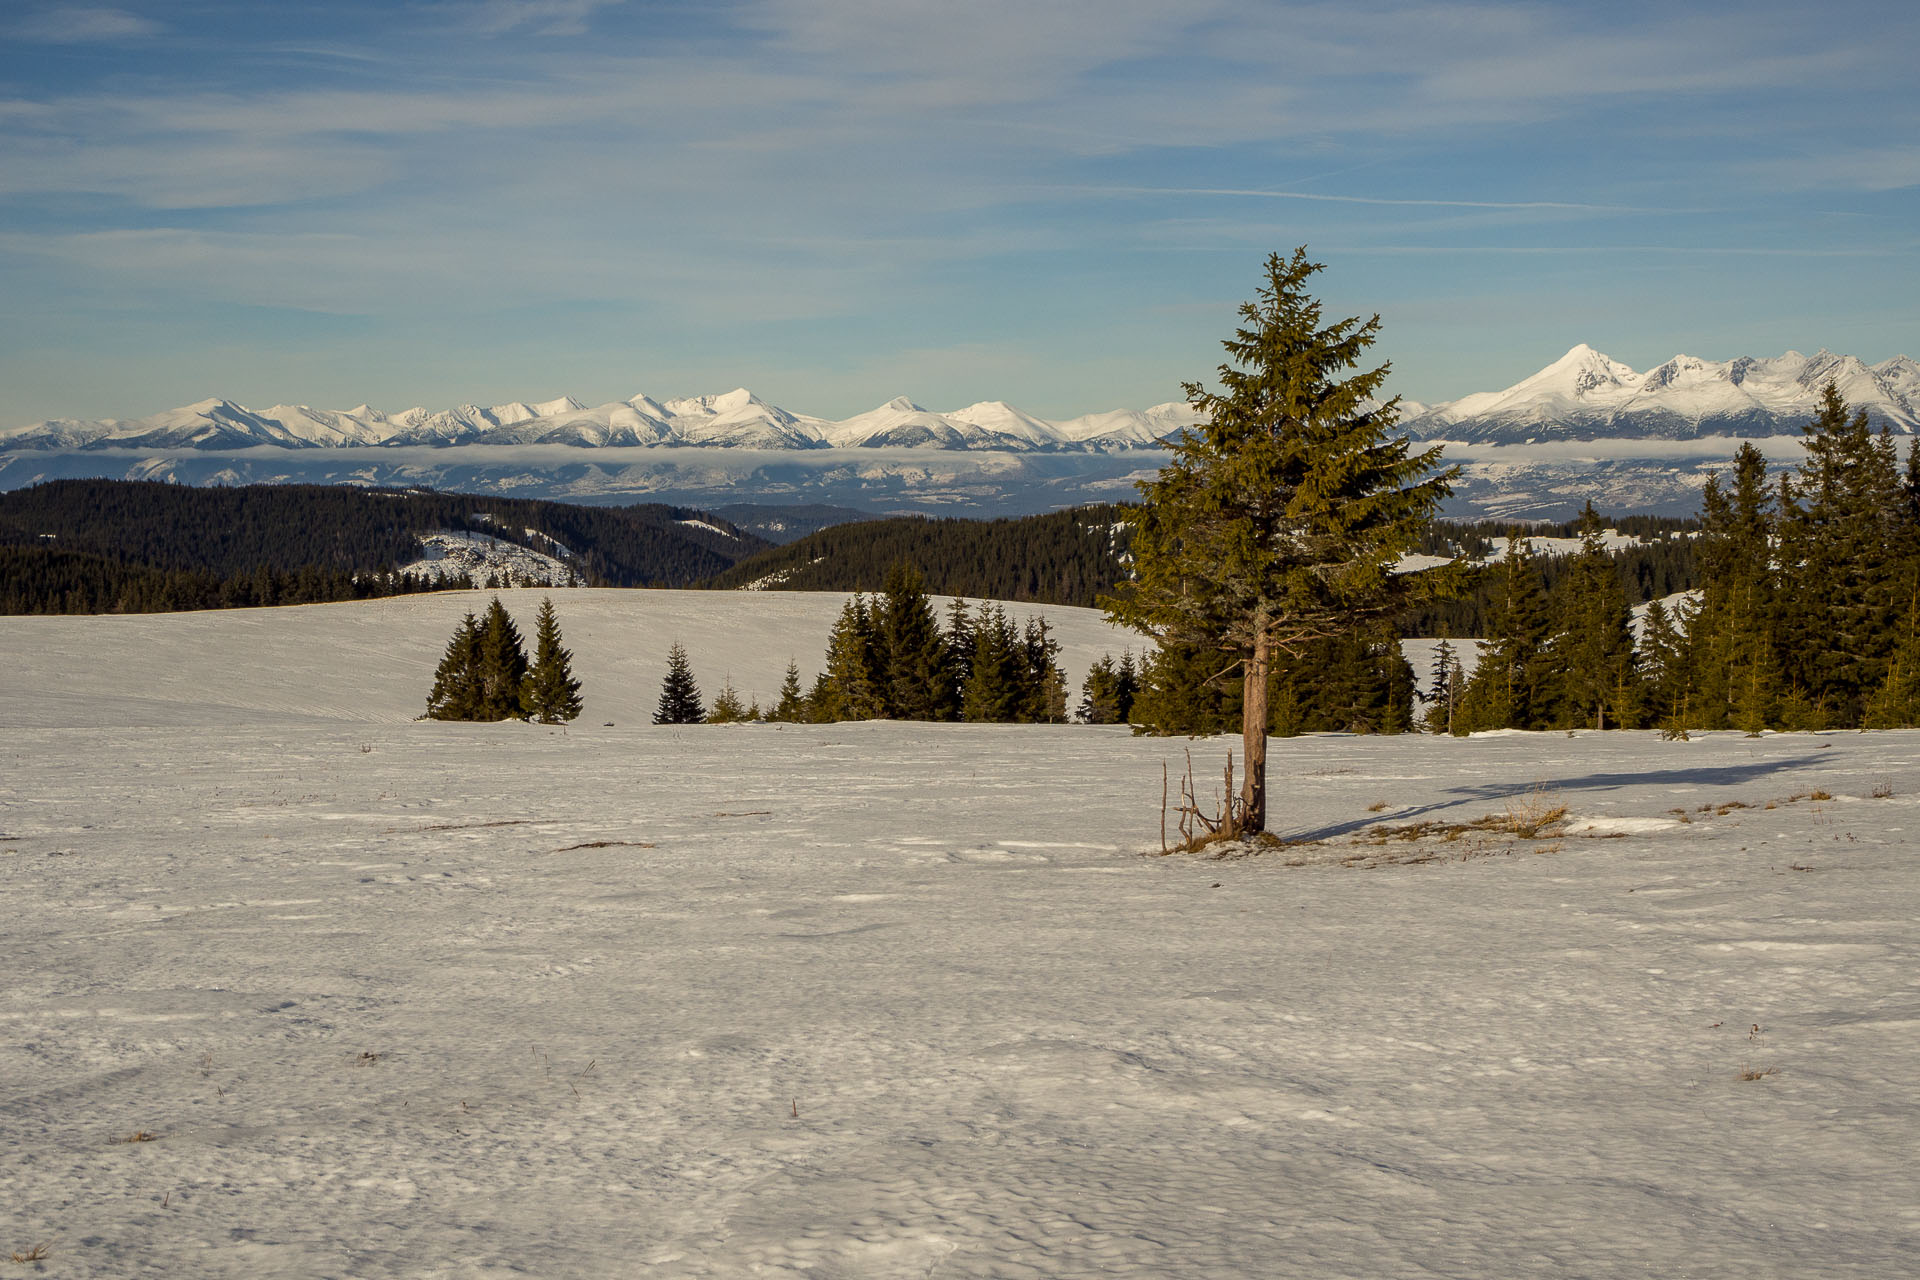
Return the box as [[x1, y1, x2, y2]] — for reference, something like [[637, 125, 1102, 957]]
[[0, 545, 465, 615], [649, 564, 1069, 724], [703, 505, 1134, 607], [0, 480, 769, 611]]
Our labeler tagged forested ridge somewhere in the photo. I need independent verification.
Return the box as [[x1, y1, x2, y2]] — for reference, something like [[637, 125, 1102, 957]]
[[0, 479, 771, 613], [702, 505, 1135, 606], [706, 499, 1699, 628]]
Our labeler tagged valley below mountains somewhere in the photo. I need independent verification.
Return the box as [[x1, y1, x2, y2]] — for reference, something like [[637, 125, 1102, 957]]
[[6, 346, 1914, 519]]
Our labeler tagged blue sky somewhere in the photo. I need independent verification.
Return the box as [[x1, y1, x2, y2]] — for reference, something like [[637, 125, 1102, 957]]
[[2, 0, 1915, 426]]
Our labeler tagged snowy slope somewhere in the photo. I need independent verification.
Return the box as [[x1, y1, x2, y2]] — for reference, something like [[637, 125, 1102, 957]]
[[3, 598, 1919, 1276], [0, 588, 1144, 729]]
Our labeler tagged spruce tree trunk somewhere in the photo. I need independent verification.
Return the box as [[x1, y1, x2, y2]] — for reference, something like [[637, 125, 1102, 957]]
[[1241, 622, 1271, 835]]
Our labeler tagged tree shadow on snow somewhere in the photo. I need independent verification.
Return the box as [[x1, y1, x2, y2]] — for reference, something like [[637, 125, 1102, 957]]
[[1284, 753, 1830, 844]]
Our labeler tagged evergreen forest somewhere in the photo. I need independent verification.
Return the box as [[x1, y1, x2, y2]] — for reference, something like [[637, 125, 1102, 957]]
[[0, 479, 768, 614]]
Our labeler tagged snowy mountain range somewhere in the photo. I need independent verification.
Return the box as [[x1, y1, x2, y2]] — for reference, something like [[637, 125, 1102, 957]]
[[4, 346, 1914, 519], [1401, 347, 1920, 443], [4, 347, 1915, 456], [0, 389, 1201, 454]]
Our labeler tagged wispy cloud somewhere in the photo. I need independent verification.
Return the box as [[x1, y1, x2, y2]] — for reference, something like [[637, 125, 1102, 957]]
[[12, 6, 162, 42], [465, 0, 630, 37]]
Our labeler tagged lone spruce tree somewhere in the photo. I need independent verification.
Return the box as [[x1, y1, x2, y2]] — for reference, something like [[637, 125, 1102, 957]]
[[653, 642, 704, 725], [522, 596, 584, 724], [1106, 248, 1452, 836]]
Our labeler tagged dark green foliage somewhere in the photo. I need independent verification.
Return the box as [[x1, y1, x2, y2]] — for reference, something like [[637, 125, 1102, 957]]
[[1079, 651, 1139, 725], [1454, 537, 1553, 732], [425, 612, 485, 721], [653, 643, 704, 724], [770, 661, 806, 722], [1542, 504, 1641, 729], [961, 605, 1029, 723], [1103, 248, 1453, 831], [0, 479, 769, 615], [1131, 639, 1244, 736], [821, 594, 888, 721], [424, 596, 573, 723], [1636, 597, 1691, 733], [879, 564, 957, 720], [0, 544, 458, 615], [703, 505, 1133, 606], [475, 597, 530, 719], [522, 597, 584, 724], [1422, 639, 1462, 735]]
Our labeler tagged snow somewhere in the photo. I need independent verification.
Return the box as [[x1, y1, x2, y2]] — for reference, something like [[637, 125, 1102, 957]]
[[397, 531, 574, 586], [5, 595, 1920, 1275]]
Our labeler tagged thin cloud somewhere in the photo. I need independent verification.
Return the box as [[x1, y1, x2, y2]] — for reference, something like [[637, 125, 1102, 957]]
[[1066, 185, 1668, 214], [12, 6, 162, 42]]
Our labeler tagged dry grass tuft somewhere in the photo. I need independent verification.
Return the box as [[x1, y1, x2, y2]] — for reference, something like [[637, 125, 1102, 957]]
[[118, 1131, 156, 1144], [1872, 780, 1895, 799], [1808, 789, 1833, 802], [354, 1051, 382, 1066], [551, 840, 655, 852], [1366, 800, 1389, 813], [1739, 1065, 1778, 1081], [8, 1242, 51, 1264]]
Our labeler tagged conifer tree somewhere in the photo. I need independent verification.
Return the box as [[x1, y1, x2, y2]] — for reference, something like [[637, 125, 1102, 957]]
[[822, 594, 887, 720], [1020, 616, 1067, 722], [770, 660, 806, 722], [944, 598, 975, 690], [476, 595, 530, 720], [1105, 248, 1453, 834], [1424, 638, 1457, 735], [1130, 638, 1241, 735], [653, 642, 704, 724], [1637, 597, 1691, 734], [962, 605, 1026, 722], [708, 677, 750, 723], [521, 596, 584, 724], [1689, 444, 1777, 729], [878, 563, 956, 720], [1544, 505, 1640, 729], [1457, 537, 1551, 732], [425, 611, 484, 720]]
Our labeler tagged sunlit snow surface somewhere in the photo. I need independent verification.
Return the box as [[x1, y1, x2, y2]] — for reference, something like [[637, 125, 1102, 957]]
[[3, 592, 1919, 1277]]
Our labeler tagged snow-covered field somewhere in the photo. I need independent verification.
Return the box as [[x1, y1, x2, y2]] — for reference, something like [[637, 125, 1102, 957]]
[[4, 593, 1918, 1277]]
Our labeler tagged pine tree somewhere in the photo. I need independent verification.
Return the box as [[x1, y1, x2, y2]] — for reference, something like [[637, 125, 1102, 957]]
[[944, 597, 975, 691], [1104, 248, 1453, 834], [476, 596, 530, 720], [1544, 504, 1640, 729], [821, 594, 886, 721], [425, 611, 484, 720], [653, 642, 704, 724], [878, 562, 956, 720], [962, 605, 1026, 722], [1080, 655, 1120, 724], [1020, 616, 1067, 722], [1457, 537, 1551, 731], [1132, 638, 1243, 735], [1688, 444, 1777, 729], [521, 596, 584, 724], [1780, 383, 1903, 723], [1424, 638, 1457, 735], [708, 677, 749, 723], [770, 660, 806, 722], [1637, 597, 1691, 734]]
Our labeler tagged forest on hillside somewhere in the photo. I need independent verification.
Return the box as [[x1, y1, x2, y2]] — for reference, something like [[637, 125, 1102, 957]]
[[0, 480, 769, 613]]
